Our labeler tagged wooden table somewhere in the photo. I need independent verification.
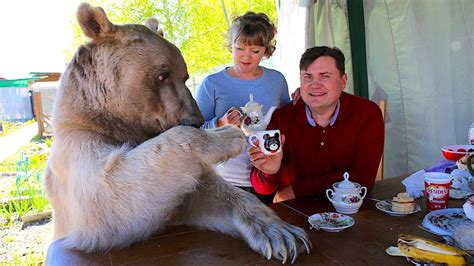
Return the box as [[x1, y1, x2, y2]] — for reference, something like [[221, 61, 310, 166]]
[[45, 176, 464, 265]]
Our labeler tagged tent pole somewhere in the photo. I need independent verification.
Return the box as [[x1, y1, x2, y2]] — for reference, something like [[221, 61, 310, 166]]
[[347, 0, 369, 99]]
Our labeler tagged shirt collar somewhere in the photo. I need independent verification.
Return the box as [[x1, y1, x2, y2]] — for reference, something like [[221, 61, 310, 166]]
[[305, 100, 340, 127]]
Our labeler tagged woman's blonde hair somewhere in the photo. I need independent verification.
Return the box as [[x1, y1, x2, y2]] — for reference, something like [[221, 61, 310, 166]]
[[226, 12, 276, 58]]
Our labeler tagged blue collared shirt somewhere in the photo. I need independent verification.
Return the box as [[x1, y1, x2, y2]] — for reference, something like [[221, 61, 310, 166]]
[[305, 100, 340, 127]]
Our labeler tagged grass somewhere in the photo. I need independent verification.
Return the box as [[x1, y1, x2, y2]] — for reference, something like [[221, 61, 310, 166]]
[[1, 174, 50, 226], [0, 130, 52, 265], [1, 149, 51, 225], [0, 119, 35, 136], [0, 134, 52, 222], [4, 253, 45, 266]]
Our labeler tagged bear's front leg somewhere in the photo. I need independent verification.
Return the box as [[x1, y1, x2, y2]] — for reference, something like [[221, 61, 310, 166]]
[[176, 173, 312, 264], [162, 125, 246, 165]]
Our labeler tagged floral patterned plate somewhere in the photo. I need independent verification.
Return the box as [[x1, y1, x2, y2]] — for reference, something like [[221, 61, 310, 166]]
[[375, 200, 421, 217], [308, 212, 355, 232]]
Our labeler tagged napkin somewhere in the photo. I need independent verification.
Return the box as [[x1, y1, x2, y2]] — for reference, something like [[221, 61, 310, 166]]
[[424, 159, 457, 173], [451, 169, 474, 192], [401, 170, 425, 198], [402, 159, 473, 198], [402, 159, 456, 198]]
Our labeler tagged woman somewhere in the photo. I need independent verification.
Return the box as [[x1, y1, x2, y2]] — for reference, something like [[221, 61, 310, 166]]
[[195, 11, 290, 203]]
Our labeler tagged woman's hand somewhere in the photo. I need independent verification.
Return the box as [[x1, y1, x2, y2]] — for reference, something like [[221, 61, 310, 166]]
[[217, 107, 242, 127], [248, 135, 285, 174], [291, 87, 301, 105]]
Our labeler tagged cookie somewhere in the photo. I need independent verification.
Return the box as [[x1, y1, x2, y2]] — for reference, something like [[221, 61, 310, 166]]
[[392, 192, 415, 213]]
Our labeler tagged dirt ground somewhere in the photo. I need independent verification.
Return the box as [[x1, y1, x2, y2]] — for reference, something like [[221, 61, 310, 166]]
[[0, 218, 52, 263], [1, 175, 51, 264], [0, 175, 16, 195]]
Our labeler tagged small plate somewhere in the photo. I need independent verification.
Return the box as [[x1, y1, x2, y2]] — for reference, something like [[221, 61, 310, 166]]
[[308, 212, 355, 232], [375, 200, 421, 216], [449, 189, 474, 199], [421, 208, 469, 237]]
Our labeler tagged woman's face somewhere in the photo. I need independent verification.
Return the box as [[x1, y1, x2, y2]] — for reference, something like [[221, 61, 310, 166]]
[[231, 41, 266, 74]]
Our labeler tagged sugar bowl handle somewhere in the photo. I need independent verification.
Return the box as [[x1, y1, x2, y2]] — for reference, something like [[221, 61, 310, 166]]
[[359, 187, 367, 199], [326, 189, 335, 203]]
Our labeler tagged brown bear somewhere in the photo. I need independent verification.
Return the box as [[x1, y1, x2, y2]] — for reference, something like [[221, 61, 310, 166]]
[[44, 3, 311, 264]]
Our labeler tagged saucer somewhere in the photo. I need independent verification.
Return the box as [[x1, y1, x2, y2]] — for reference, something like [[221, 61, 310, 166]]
[[308, 212, 355, 232], [375, 200, 421, 216], [450, 189, 474, 199]]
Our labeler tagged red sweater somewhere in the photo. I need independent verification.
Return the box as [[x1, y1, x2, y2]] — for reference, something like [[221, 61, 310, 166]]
[[250, 92, 384, 198]]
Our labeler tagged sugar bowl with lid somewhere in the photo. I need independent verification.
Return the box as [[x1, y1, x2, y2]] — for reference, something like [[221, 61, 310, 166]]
[[326, 172, 367, 214]]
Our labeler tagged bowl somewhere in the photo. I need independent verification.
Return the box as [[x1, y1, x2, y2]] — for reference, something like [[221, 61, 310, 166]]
[[441, 145, 474, 161]]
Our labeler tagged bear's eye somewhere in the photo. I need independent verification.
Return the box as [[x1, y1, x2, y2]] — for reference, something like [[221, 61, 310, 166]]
[[158, 72, 170, 82]]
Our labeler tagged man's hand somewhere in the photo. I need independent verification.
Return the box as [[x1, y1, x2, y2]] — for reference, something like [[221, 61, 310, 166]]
[[248, 135, 285, 174], [291, 87, 301, 105], [217, 107, 242, 127], [273, 185, 295, 203]]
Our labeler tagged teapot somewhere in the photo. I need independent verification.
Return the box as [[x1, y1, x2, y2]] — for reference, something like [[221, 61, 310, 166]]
[[240, 93, 277, 136], [326, 172, 367, 214]]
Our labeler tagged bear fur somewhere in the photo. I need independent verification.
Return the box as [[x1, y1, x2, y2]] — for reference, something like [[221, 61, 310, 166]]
[[44, 3, 311, 263]]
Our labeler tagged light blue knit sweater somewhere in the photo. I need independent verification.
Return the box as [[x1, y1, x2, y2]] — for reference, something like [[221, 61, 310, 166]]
[[195, 66, 290, 187]]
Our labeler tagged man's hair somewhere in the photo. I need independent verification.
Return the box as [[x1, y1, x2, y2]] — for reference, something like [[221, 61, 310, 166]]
[[299, 46, 345, 76], [226, 12, 277, 58]]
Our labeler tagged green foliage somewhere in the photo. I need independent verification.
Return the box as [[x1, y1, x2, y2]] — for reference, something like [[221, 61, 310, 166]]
[[1, 196, 30, 225], [66, 0, 278, 75], [1, 173, 50, 226], [0, 120, 35, 136], [44, 137, 54, 148], [0, 135, 51, 226], [0, 202, 17, 226], [0, 136, 50, 172], [3, 252, 45, 266]]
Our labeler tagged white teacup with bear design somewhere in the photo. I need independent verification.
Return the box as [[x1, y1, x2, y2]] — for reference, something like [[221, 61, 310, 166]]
[[248, 130, 282, 155]]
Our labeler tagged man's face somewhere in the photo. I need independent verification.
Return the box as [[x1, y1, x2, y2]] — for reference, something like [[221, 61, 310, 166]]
[[300, 56, 347, 115]]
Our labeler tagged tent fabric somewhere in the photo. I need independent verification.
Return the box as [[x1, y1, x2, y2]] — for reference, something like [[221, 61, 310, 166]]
[[274, 0, 354, 94], [273, 0, 315, 93], [364, 0, 474, 178], [312, 0, 354, 94], [275, 0, 474, 178]]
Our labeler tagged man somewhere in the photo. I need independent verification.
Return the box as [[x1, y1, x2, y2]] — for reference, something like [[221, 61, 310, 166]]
[[248, 46, 384, 203]]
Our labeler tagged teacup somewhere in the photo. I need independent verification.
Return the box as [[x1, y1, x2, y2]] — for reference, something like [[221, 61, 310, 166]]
[[248, 130, 282, 155]]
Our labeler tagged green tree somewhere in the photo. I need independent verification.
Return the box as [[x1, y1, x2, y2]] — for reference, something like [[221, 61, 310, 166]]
[[66, 0, 277, 76]]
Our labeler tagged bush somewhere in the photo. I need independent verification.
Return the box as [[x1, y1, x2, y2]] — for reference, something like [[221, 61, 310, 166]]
[[0, 120, 35, 136], [0, 135, 51, 226]]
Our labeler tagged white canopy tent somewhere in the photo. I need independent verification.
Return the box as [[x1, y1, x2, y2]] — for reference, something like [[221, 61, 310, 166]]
[[273, 0, 474, 178]]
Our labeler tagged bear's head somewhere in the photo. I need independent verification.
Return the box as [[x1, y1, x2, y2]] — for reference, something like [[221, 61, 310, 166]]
[[263, 132, 280, 153], [54, 3, 204, 145]]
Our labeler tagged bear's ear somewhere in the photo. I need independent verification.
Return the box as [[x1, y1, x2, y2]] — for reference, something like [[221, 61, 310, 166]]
[[144, 18, 165, 37], [263, 134, 270, 140], [77, 3, 115, 41]]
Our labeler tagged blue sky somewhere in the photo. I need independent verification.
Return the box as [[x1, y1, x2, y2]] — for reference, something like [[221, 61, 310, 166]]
[[0, 0, 80, 79]]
